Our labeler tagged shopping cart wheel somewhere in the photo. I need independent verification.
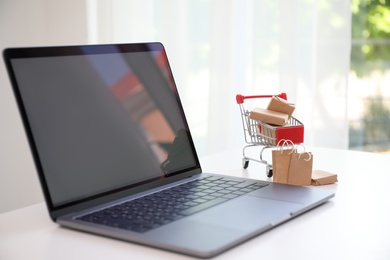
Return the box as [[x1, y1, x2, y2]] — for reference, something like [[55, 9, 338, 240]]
[[242, 158, 249, 169], [266, 165, 273, 178]]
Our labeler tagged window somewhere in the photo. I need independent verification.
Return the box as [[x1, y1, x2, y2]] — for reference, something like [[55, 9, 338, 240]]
[[349, 0, 390, 153]]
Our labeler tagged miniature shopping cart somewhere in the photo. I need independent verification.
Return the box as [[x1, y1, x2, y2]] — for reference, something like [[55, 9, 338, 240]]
[[236, 93, 304, 177]]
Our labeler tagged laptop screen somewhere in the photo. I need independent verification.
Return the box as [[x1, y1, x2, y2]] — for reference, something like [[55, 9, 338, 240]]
[[4, 43, 199, 208]]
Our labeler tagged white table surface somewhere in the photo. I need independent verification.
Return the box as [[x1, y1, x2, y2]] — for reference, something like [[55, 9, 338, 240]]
[[1, 146, 389, 260]]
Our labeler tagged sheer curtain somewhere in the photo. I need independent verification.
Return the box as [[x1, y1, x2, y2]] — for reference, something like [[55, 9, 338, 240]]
[[0, 0, 350, 212], [87, 0, 351, 156]]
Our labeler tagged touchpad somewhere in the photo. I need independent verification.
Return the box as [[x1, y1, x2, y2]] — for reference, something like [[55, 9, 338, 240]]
[[189, 195, 303, 232]]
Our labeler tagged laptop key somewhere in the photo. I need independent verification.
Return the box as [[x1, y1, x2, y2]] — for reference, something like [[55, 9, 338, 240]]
[[222, 194, 239, 199], [180, 197, 228, 216], [234, 180, 258, 188]]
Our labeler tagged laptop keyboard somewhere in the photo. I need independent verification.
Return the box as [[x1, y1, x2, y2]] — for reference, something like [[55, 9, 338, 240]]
[[77, 176, 268, 233]]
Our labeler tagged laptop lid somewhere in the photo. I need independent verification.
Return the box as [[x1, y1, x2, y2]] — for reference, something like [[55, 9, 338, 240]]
[[3, 42, 201, 220]]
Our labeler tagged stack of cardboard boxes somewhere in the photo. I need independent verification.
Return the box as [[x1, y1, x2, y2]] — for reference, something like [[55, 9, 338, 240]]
[[249, 96, 303, 146], [249, 96, 295, 126]]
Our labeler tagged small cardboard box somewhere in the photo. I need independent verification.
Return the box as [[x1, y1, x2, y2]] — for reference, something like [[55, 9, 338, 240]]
[[311, 170, 338, 186], [267, 96, 295, 117], [250, 107, 289, 126]]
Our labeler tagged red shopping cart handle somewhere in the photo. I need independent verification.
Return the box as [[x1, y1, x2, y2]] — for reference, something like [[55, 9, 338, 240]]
[[236, 93, 287, 104]]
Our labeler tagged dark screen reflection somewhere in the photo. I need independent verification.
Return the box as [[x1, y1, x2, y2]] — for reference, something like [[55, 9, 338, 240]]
[[11, 48, 197, 207]]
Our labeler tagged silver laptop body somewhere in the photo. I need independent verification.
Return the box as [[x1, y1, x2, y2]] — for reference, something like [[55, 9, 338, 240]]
[[3, 42, 334, 258]]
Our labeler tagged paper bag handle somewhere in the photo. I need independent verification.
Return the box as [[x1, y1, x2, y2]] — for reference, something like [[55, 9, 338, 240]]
[[289, 144, 312, 161]]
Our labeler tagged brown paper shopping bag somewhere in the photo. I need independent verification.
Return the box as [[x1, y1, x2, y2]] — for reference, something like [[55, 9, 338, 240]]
[[272, 139, 295, 184], [287, 150, 313, 186], [272, 148, 293, 184]]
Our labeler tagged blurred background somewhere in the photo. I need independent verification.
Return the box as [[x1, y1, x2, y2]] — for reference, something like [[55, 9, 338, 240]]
[[349, 0, 390, 154], [0, 0, 388, 213]]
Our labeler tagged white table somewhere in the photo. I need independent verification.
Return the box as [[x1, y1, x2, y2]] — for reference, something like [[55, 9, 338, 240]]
[[1, 147, 389, 260]]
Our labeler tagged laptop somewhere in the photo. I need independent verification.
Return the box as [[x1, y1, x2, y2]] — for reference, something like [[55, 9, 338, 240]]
[[3, 42, 334, 258]]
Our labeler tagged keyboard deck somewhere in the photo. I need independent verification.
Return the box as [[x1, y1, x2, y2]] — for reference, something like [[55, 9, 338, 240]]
[[77, 176, 268, 233]]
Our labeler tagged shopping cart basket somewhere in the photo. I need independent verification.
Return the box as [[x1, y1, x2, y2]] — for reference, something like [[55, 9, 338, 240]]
[[236, 93, 304, 177]]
